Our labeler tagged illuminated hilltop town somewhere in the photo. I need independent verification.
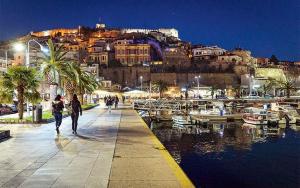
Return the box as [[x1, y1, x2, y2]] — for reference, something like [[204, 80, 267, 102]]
[[0, 22, 298, 98]]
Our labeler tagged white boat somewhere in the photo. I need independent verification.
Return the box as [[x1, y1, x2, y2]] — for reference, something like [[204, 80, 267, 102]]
[[242, 107, 279, 125], [172, 115, 192, 126], [271, 104, 299, 124]]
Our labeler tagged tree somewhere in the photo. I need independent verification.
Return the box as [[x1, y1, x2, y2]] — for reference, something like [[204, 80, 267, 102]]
[[39, 39, 72, 100], [270, 55, 279, 65], [77, 71, 99, 104], [0, 66, 40, 119], [209, 85, 218, 99], [63, 62, 99, 103], [276, 77, 296, 98], [153, 80, 168, 98], [258, 78, 276, 97]]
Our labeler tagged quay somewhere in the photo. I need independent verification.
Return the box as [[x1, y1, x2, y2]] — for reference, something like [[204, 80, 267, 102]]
[[0, 106, 194, 188]]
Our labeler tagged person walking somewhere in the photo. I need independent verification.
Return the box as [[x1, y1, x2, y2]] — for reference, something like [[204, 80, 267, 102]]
[[106, 96, 113, 113], [52, 95, 64, 134], [115, 95, 119, 109], [70, 94, 82, 134]]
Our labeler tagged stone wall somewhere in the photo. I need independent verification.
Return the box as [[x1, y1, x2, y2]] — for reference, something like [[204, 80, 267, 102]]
[[101, 67, 151, 87], [101, 67, 240, 88]]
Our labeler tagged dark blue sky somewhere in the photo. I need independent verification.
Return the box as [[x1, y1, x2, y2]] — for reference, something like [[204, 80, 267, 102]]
[[0, 0, 299, 60]]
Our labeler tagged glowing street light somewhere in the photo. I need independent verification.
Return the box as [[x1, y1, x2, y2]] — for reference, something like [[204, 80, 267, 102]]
[[0, 43, 27, 72], [13, 43, 26, 52]]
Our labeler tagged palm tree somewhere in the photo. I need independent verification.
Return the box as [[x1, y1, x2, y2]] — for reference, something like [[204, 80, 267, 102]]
[[153, 80, 168, 98], [39, 39, 72, 100], [258, 78, 275, 97], [63, 62, 99, 104], [209, 85, 218, 99], [0, 66, 40, 119], [77, 71, 99, 104], [276, 77, 296, 98]]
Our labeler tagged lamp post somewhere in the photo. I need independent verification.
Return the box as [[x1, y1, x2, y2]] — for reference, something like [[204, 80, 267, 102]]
[[0, 50, 9, 72], [149, 81, 152, 99], [4, 50, 7, 71], [195, 75, 200, 98], [0, 44, 24, 72], [15, 40, 48, 116], [26, 39, 48, 67], [246, 74, 254, 96], [140, 76, 143, 91]]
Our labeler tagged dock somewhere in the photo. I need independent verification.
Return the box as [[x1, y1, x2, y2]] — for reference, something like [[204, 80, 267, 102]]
[[0, 106, 194, 188]]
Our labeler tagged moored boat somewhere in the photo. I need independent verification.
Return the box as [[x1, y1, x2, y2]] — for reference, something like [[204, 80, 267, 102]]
[[242, 107, 279, 125]]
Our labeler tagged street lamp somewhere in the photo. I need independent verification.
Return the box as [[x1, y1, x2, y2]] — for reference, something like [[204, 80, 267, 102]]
[[140, 76, 143, 91], [15, 40, 48, 115], [26, 39, 48, 67], [0, 43, 25, 72], [195, 75, 200, 98], [250, 75, 254, 96]]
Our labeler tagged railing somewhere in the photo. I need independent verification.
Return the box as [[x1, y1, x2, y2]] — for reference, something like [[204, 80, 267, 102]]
[[133, 99, 184, 111], [133, 98, 300, 112]]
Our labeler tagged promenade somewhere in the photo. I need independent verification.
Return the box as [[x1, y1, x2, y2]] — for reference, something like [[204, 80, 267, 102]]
[[0, 106, 194, 188]]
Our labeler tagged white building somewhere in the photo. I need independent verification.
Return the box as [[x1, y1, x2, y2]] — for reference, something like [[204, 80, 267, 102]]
[[80, 64, 99, 79], [121, 28, 179, 38], [192, 46, 226, 61], [193, 46, 226, 56]]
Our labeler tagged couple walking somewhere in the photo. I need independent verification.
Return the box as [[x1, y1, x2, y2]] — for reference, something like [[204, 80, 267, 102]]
[[52, 94, 82, 135], [105, 95, 119, 113]]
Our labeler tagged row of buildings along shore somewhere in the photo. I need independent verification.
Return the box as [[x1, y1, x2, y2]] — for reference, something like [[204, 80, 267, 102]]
[[0, 22, 299, 96]]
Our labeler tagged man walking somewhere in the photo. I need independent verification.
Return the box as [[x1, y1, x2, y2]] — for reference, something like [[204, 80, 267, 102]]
[[115, 95, 119, 109], [106, 96, 113, 113], [70, 94, 82, 134]]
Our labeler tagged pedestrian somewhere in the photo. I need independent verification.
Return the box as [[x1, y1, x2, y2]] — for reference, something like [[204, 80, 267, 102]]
[[122, 95, 125, 104], [106, 96, 113, 113], [104, 96, 107, 104], [115, 95, 119, 109], [52, 95, 64, 134], [180, 94, 183, 100], [69, 94, 82, 134]]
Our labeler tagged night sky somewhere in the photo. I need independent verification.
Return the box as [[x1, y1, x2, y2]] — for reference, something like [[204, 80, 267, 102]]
[[0, 0, 299, 60]]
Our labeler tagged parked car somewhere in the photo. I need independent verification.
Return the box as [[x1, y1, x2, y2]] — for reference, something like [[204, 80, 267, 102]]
[[245, 95, 260, 99], [7, 104, 18, 113], [264, 94, 274, 99], [0, 105, 13, 115]]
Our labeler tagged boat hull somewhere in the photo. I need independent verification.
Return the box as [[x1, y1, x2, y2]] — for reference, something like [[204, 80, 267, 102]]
[[242, 118, 269, 125]]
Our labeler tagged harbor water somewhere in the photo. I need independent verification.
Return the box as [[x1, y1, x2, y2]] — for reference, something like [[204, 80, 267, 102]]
[[149, 121, 300, 188]]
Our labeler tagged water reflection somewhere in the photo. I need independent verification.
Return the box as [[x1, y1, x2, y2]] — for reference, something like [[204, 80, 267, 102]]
[[151, 122, 287, 164], [150, 121, 300, 188]]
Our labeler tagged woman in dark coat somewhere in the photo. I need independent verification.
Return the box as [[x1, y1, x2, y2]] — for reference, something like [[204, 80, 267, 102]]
[[70, 94, 82, 134]]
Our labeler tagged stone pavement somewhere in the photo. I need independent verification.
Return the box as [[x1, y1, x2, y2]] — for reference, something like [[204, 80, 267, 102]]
[[0, 106, 194, 188]]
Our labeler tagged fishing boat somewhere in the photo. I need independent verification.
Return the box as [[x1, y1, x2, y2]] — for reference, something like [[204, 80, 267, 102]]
[[190, 107, 242, 122], [242, 107, 279, 125]]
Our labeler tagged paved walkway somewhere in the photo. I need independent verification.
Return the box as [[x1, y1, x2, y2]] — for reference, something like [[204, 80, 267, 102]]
[[0, 106, 194, 188]]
